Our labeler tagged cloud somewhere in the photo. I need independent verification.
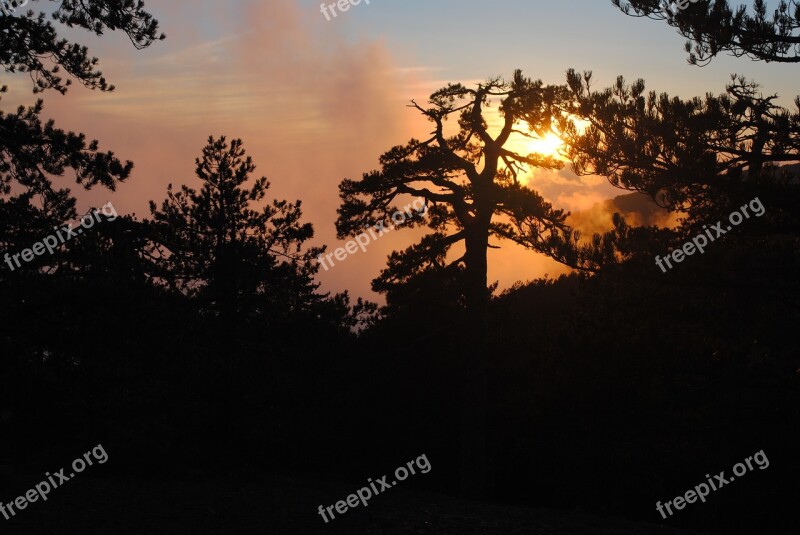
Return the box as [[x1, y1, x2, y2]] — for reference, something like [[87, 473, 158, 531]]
[[567, 192, 680, 237], [1, 0, 428, 301], [558, 191, 609, 213]]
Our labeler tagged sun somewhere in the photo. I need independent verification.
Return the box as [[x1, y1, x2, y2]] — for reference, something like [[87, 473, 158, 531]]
[[526, 132, 565, 159], [495, 119, 571, 185]]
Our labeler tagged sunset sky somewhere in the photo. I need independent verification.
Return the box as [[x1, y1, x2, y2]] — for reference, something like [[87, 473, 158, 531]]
[[6, 0, 795, 300]]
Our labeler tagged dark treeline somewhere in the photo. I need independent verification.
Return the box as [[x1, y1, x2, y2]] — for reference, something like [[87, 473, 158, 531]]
[[0, 133, 797, 534]]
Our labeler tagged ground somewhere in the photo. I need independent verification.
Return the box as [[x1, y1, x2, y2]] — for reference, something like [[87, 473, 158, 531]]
[[0, 473, 707, 534]]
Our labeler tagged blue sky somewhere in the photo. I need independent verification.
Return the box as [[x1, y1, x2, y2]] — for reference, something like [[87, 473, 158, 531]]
[[300, 0, 796, 102]]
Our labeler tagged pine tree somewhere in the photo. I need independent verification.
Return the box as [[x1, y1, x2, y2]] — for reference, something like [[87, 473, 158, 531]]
[[614, 0, 800, 65]]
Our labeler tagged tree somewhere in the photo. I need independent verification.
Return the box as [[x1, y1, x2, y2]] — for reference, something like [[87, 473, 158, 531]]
[[146, 135, 375, 326], [1, 0, 164, 94], [0, 2, 165, 466], [336, 71, 617, 495], [613, 0, 800, 65], [146, 136, 374, 463], [0, 0, 164, 225], [146, 136, 328, 326], [561, 70, 800, 234], [336, 71, 604, 317]]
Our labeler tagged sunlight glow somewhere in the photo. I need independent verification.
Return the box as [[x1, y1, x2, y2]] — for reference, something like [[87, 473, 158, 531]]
[[526, 132, 565, 158], [503, 127, 567, 186]]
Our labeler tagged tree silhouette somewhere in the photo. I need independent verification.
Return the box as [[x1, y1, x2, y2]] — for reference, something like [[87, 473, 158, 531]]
[[0, 0, 164, 94], [146, 136, 327, 326], [337, 70, 603, 317], [614, 0, 800, 65], [0, 3, 164, 467], [145, 136, 373, 462], [337, 70, 622, 495], [0, 0, 163, 253], [562, 70, 800, 235]]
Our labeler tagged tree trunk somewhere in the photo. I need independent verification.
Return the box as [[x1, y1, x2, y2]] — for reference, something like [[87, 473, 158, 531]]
[[459, 224, 490, 497]]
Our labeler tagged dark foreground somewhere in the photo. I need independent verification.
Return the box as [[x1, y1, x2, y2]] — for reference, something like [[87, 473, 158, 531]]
[[0, 473, 705, 534]]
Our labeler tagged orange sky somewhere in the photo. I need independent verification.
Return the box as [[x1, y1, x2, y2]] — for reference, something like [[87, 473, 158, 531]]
[[4, 0, 793, 301]]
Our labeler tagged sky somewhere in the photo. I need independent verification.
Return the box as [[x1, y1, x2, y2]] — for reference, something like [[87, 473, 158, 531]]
[[5, 0, 797, 301]]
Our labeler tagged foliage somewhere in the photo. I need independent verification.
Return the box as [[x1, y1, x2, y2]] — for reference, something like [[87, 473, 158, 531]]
[[561, 70, 800, 241], [338, 71, 620, 311], [614, 0, 800, 65]]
